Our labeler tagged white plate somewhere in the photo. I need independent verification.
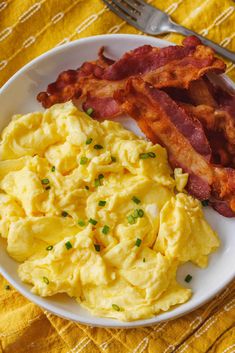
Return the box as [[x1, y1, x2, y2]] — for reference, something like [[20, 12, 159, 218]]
[[0, 34, 234, 328]]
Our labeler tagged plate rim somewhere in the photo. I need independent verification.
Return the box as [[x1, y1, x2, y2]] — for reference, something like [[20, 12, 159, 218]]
[[0, 33, 234, 328]]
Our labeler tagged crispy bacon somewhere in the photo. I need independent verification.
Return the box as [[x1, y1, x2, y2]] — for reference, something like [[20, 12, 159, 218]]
[[103, 41, 225, 84], [37, 36, 226, 112], [188, 78, 217, 107], [114, 78, 235, 216], [82, 94, 121, 119], [178, 103, 234, 167], [185, 78, 235, 163]]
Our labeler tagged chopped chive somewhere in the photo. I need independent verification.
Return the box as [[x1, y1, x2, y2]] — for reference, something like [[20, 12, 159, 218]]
[[94, 178, 101, 187], [94, 144, 103, 150], [61, 211, 68, 217], [65, 241, 72, 250], [133, 209, 139, 218], [46, 245, 53, 251], [41, 178, 50, 185], [78, 220, 85, 227], [80, 156, 88, 165], [127, 215, 136, 225], [98, 200, 106, 207], [139, 153, 149, 160], [135, 238, 142, 247], [5, 285, 10, 290], [86, 137, 93, 145], [51, 166, 55, 172], [94, 244, 100, 252], [43, 276, 49, 285], [201, 199, 209, 207], [143, 258, 146, 263], [148, 152, 156, 158], [185, 274, 192, 283], [89, 218, 97, 225], [45, 186, 51, 190], [132, 196, 141, 204], [85, 185, 89, 190], [95, 174, 104, 187], [112, 304, 120, 311], [86, 107, 94, 116], [102, 225, 110, 235], [137, 209, 144, 218], [139, 152, 156, 160], [111, 156, 116, 162]]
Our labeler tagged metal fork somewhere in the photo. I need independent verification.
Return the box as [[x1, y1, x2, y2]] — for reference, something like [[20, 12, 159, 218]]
[[102, 0, 235, 62]]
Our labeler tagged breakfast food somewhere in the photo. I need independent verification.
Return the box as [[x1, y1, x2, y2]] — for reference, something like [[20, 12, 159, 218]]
[[115, 78, 235, 217], [0, 102, 219, 321], [37, 36, 235, 217]]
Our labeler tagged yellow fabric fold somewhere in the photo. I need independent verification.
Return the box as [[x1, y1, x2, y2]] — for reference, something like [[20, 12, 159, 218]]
[[0, 0, 235, 352]]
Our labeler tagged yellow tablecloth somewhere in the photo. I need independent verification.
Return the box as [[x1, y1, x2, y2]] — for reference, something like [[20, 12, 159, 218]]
[[0, 1, 235, 352]]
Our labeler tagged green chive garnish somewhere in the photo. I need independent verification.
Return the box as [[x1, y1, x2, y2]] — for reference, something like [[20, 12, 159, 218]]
[[51, 166, 55, 172], [85, 185, 89, 190], [41, 178, 49, 185], [78, 220, 85, 227], [139, 152, 156, 159], [132, 196, 141, 204], [43, 276, 49, 285], [137, 209, 144, 218], [102, 225, 110, 235], [80, 156, 88, 165], [98, 200, 106, 207], [95, 174, 104, 187], [5, 285, 10, 290], [111, 156, 116, 162], [201, 200, 209, 207], [61, 211, 68, 217], [86, 108, 94, 116], [112, 304, 120, 311], [139, 153, 149, 160], [143, 258, 146, 262], [135, 238, 142, 247], [46, 245, 53, 251], [133, 209, 139, 218], [45, 186, 51, 190], [86, 137, 93, 145], [89, 218, 97, 225], [94, 144, 103, 150], [94, 178, 101, 187], [127, 215, 136, 224], [148, 152, 156, 158], [94, 244, 100, 252], [65, 241, 72, 250], [185, 274, 192, 283]]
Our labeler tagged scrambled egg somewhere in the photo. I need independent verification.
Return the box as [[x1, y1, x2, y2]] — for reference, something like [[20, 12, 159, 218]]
[[0, 101, 220, 321]]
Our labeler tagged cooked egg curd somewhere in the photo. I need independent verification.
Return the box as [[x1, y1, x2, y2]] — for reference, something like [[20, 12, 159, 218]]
[[0, 101, 220, 321]]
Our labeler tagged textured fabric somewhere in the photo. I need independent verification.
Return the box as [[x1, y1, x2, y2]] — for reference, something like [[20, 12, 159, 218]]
[[0, 0, 235, 352]]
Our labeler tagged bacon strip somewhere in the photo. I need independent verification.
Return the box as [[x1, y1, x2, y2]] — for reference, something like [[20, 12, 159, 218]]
[[179, 103, 233, 167], [114, 78, 235, 217], [185, 78, 235, 166], [188, 78, 217, 107], [37, 36, 226, 114]]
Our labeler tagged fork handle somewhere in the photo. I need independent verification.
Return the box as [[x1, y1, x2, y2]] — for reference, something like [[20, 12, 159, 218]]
[[168, 21, 235, 63]]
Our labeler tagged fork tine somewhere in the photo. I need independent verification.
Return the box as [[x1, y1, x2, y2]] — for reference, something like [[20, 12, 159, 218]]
[[118, 0, 142, 13], [134, 0, 150, 5], [108, 0, 139, 19], [103, 0, 141, 29]]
